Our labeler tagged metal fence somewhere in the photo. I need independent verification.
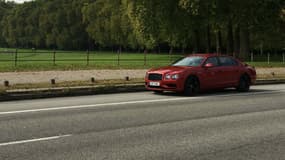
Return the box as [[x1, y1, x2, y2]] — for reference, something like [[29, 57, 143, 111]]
[[249, 52, 285, 64], [0, 49, 179, 67], [0, 49, 284, 67]]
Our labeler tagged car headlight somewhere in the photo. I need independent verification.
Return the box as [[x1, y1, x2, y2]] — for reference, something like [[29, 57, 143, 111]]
[[171, 74, 179, 80], [165, 74, 171, 80], [165, 74, 179, 80]]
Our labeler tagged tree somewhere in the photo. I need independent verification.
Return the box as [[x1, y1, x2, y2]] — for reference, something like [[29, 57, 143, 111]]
[[0, 0, 284, 53], [0, 0, 15, 47], [1, 0, 91, 49], [83, 0, 137, 52]]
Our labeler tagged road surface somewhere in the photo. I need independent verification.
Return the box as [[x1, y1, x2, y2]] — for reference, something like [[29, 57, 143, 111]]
[[0, 84, 285, 160]]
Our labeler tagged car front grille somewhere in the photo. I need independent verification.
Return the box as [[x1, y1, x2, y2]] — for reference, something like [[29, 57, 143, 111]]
[[148, 73, 163, 81]]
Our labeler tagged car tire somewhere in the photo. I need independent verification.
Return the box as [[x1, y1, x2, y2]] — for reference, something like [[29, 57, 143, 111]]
[[184, 76, 200, 96], [237, 75, 250, 92]]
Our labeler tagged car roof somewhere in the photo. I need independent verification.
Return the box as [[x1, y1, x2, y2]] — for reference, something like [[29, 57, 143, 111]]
[[187, 53, 230, 58]]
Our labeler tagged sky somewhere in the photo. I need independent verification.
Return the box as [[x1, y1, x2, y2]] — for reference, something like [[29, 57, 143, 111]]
[[7, 0, 32, 3]]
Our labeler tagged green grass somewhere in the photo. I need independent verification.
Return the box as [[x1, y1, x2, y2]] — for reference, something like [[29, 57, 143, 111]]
[[0, 48, 182, 71], [0, 48, 284, 72], [247, 62, 285, 68]]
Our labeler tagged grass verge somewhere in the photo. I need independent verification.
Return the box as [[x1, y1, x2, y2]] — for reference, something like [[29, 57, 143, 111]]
[[1, 48, 284, 71]]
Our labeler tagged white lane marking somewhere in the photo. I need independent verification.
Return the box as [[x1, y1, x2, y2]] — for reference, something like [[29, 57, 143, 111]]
[[0, 135, 71, 147], [0, 97, 201, 115], [0, 89, 283, 116]]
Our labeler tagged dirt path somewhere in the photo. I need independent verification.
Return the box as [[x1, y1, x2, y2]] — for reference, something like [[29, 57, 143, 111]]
[[0, 69, 147, 84], [256, 68, 285, 76], [0, 68, 284, 85]]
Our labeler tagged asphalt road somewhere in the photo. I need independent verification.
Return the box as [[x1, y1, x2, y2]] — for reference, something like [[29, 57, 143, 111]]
[[0, 84, 285, 160]]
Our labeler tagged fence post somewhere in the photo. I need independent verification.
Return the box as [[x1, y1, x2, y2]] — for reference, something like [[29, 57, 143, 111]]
[[14, 49, 18, 66], [144, 49, 147, 66], [53, 50, 56, 66], [282, 53, 285, 64], [267, 52, 270, 65], [4, 80, 9, 87], [117, 50, 120, 66], [87, 49, 90, 66]]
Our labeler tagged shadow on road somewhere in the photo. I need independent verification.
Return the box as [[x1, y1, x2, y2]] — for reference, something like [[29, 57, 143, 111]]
[[152, 88, 276, 97]]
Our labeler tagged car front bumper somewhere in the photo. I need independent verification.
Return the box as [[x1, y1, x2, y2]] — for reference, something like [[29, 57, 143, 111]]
[[145, 79, 184, 92]]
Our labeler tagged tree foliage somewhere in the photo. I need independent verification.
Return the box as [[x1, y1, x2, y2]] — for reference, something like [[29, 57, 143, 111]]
[[0, 0, 14, 46], [1, 0, 90, 50], [0, 0, 284, 58], [83, 0, 137, 50]]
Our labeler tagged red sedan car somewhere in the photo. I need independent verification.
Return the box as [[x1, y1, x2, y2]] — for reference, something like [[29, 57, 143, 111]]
[[145, 54, 256, 95]]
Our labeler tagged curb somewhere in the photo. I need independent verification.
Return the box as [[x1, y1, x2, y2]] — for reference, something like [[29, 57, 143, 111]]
[[0, 84, 146, 102], [254, 79, 285, 85], [0, 79, 285, 102]]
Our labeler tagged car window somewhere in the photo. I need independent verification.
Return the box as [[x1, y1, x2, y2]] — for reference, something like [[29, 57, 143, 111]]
[[172, 56, 204, 67], [204, 57, 219, 66], [219, 57, 238, 66]]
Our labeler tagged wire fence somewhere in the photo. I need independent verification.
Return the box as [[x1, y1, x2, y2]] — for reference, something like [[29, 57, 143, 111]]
[[0, 49, 182, 67], [249, 52, 285, 64], [0, 49, 284, 68]]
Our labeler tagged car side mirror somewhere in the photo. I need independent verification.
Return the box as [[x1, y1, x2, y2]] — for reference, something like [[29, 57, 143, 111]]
[[204, 63, 215, 68]]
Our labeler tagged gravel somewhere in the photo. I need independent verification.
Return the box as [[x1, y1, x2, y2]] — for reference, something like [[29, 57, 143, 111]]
[[0, 69, 147, 85], [0, 68, 284, 85]]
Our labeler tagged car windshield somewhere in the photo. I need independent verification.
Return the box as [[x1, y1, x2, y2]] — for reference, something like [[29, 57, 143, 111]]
[[172, 56, 204, 67]]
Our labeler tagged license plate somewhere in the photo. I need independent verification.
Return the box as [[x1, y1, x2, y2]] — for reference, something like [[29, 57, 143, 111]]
[[149, 82, 160, 86]]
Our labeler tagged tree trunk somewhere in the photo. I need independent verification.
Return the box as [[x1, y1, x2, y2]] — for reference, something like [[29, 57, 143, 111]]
[[226, 20, 234, 55], [169, 46, 173, 54], [182, 47, 185, 54], [169, 46, 173, 62], [194, 30, 200, 53], [118, 45, 122, 54], [157, 45, 161, 54], [206, 24, 211, 53], [260, 43, 263, 55], [144, 48, 148, 53], [234, 25, 240, 57], [240, 26, 250, 60], [216, 30, 222, 54]]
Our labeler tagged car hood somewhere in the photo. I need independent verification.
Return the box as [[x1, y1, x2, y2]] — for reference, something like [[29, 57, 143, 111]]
[[148, 66, 188, 74]]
